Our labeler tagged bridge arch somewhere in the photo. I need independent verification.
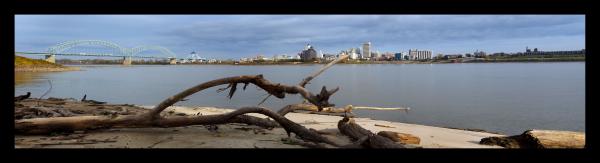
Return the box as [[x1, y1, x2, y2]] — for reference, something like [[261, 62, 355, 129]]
[[48, 40, 127, 55], [131, 46, 177, 58]]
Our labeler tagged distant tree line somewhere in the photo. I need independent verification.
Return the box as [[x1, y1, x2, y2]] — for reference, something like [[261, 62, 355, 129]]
[[56, 59, 170, 65]]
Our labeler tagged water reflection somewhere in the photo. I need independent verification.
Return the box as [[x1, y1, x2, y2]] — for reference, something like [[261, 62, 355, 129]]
[[13, 63, 585, 135], [15, 72, 50, 86]]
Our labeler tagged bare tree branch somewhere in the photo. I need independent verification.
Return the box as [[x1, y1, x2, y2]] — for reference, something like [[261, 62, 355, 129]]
[[146, 74, 340, 120], [299, 55, 349, 87], [260, 54, 349, 106]]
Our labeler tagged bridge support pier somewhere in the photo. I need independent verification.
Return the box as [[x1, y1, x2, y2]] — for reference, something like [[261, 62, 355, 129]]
[[123, 56, 132, 65], [169, 58, 177, 65], [45, 54, 56, 64]]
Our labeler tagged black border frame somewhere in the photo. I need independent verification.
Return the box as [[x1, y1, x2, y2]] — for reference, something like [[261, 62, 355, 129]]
[[2, 0, 595, 162]]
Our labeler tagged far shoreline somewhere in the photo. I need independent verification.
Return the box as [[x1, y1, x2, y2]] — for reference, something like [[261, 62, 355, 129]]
[[59, 60, 585, 66]]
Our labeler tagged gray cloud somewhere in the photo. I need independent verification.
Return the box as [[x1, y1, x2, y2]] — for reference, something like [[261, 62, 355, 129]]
[[15, 15, 584, 59]]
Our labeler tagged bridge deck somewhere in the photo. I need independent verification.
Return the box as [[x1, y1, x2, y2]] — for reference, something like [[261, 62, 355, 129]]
[[15, 52, 173, 59]]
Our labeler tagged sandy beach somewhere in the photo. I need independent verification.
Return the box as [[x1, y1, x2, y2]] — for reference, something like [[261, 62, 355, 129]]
[[14, 66, 80, 72], [15, 105, 504, 148]]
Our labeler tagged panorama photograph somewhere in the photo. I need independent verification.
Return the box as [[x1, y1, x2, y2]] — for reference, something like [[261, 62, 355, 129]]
[[14, 15, 585, 148]]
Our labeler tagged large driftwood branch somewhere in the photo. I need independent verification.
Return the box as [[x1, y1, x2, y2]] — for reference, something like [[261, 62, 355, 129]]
[[337, 117, 406, 148], [299, 55, 349, 87], [146, 74, 340, 120], [16, 106, 340, 146], [258, 54, 349, 106], [15, 106, 346, 147], [277, 104, 353, 117], [15, 113, 278, 135]]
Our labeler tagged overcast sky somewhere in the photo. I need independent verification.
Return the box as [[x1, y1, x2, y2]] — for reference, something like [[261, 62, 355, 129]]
[[15, 15, 585, 59]]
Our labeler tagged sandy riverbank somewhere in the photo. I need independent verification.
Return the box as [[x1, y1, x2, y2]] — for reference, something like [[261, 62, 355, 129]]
[[15, 55, 80, 72], [15, 66, 80, 72], [15, 103, 505, 148]]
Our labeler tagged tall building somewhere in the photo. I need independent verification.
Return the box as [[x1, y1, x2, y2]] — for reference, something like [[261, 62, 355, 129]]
[[362, 42, 371, 59], [299, 45, 317, 62], [317, 50, 324, 59], [349, 48, 358, 60], [408, 49, 432, 60], [372, 50, 380, 59]]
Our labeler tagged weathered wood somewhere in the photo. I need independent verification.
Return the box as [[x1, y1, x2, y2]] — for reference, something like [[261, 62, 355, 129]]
[[147, 75, 340, 119], [337, 117, 405, 148], [299, 54, 349, 87], [81, 94, 107, 104], [15, 106, 341, 146], [353, 106, 410, 111], [277, 104, 353, 116], [480, 130, 585, 148], [15, 113, 279, 135], [15, 92, 31, 102], [292, 110, 355, 117], [374, 124, 395, 128], [527, 130, 584, 148], [259, 55, 349, 106], [281, 137, 330, 148], [377, 131, 420, 145], [15, 107, 75, 119]]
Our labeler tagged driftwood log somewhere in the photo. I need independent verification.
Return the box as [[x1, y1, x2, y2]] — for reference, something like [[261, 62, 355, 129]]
[[15, 92, 31, 102], [480, 130, 585, 148], [15, 75, 343, 145], [258, 55, 349, 108], [337, 117, 406, 148], [377, 131, 421, 145], [277, 103, 353, 117]]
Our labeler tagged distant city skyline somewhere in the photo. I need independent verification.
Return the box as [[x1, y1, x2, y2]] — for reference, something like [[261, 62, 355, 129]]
[[15, 15, 585, 59]]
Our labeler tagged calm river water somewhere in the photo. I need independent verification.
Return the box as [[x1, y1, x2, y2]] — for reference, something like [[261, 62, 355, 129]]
[[15, 62, 585, 135]]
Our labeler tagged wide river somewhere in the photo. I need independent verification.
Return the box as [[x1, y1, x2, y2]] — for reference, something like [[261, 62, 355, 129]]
[[15, 62, 585, 135]]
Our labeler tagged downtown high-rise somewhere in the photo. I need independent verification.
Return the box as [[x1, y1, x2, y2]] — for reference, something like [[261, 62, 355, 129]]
[[362, 42, 371, 59]]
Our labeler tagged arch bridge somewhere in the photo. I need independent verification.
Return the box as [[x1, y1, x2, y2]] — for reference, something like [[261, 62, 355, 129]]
[[17, 40, 178, 65]]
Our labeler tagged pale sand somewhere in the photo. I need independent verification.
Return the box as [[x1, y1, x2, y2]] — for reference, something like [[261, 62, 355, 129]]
[[15, 106, 504, 148]]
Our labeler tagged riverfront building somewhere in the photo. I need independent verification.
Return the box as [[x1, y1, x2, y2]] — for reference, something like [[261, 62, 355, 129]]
[[337, 48, 359, 60], [372, 50, 380, 60], [522, 47, 585, 55], [408, 49, 432, 60], [394, 53, 403, 60], [362, 42, 371, 59], [348, 48, 358, 60], [299, 44, 317, 62]]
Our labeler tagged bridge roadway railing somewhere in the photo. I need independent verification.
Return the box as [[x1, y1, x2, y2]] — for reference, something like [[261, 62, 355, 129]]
[[15, 52, 173, 60]]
